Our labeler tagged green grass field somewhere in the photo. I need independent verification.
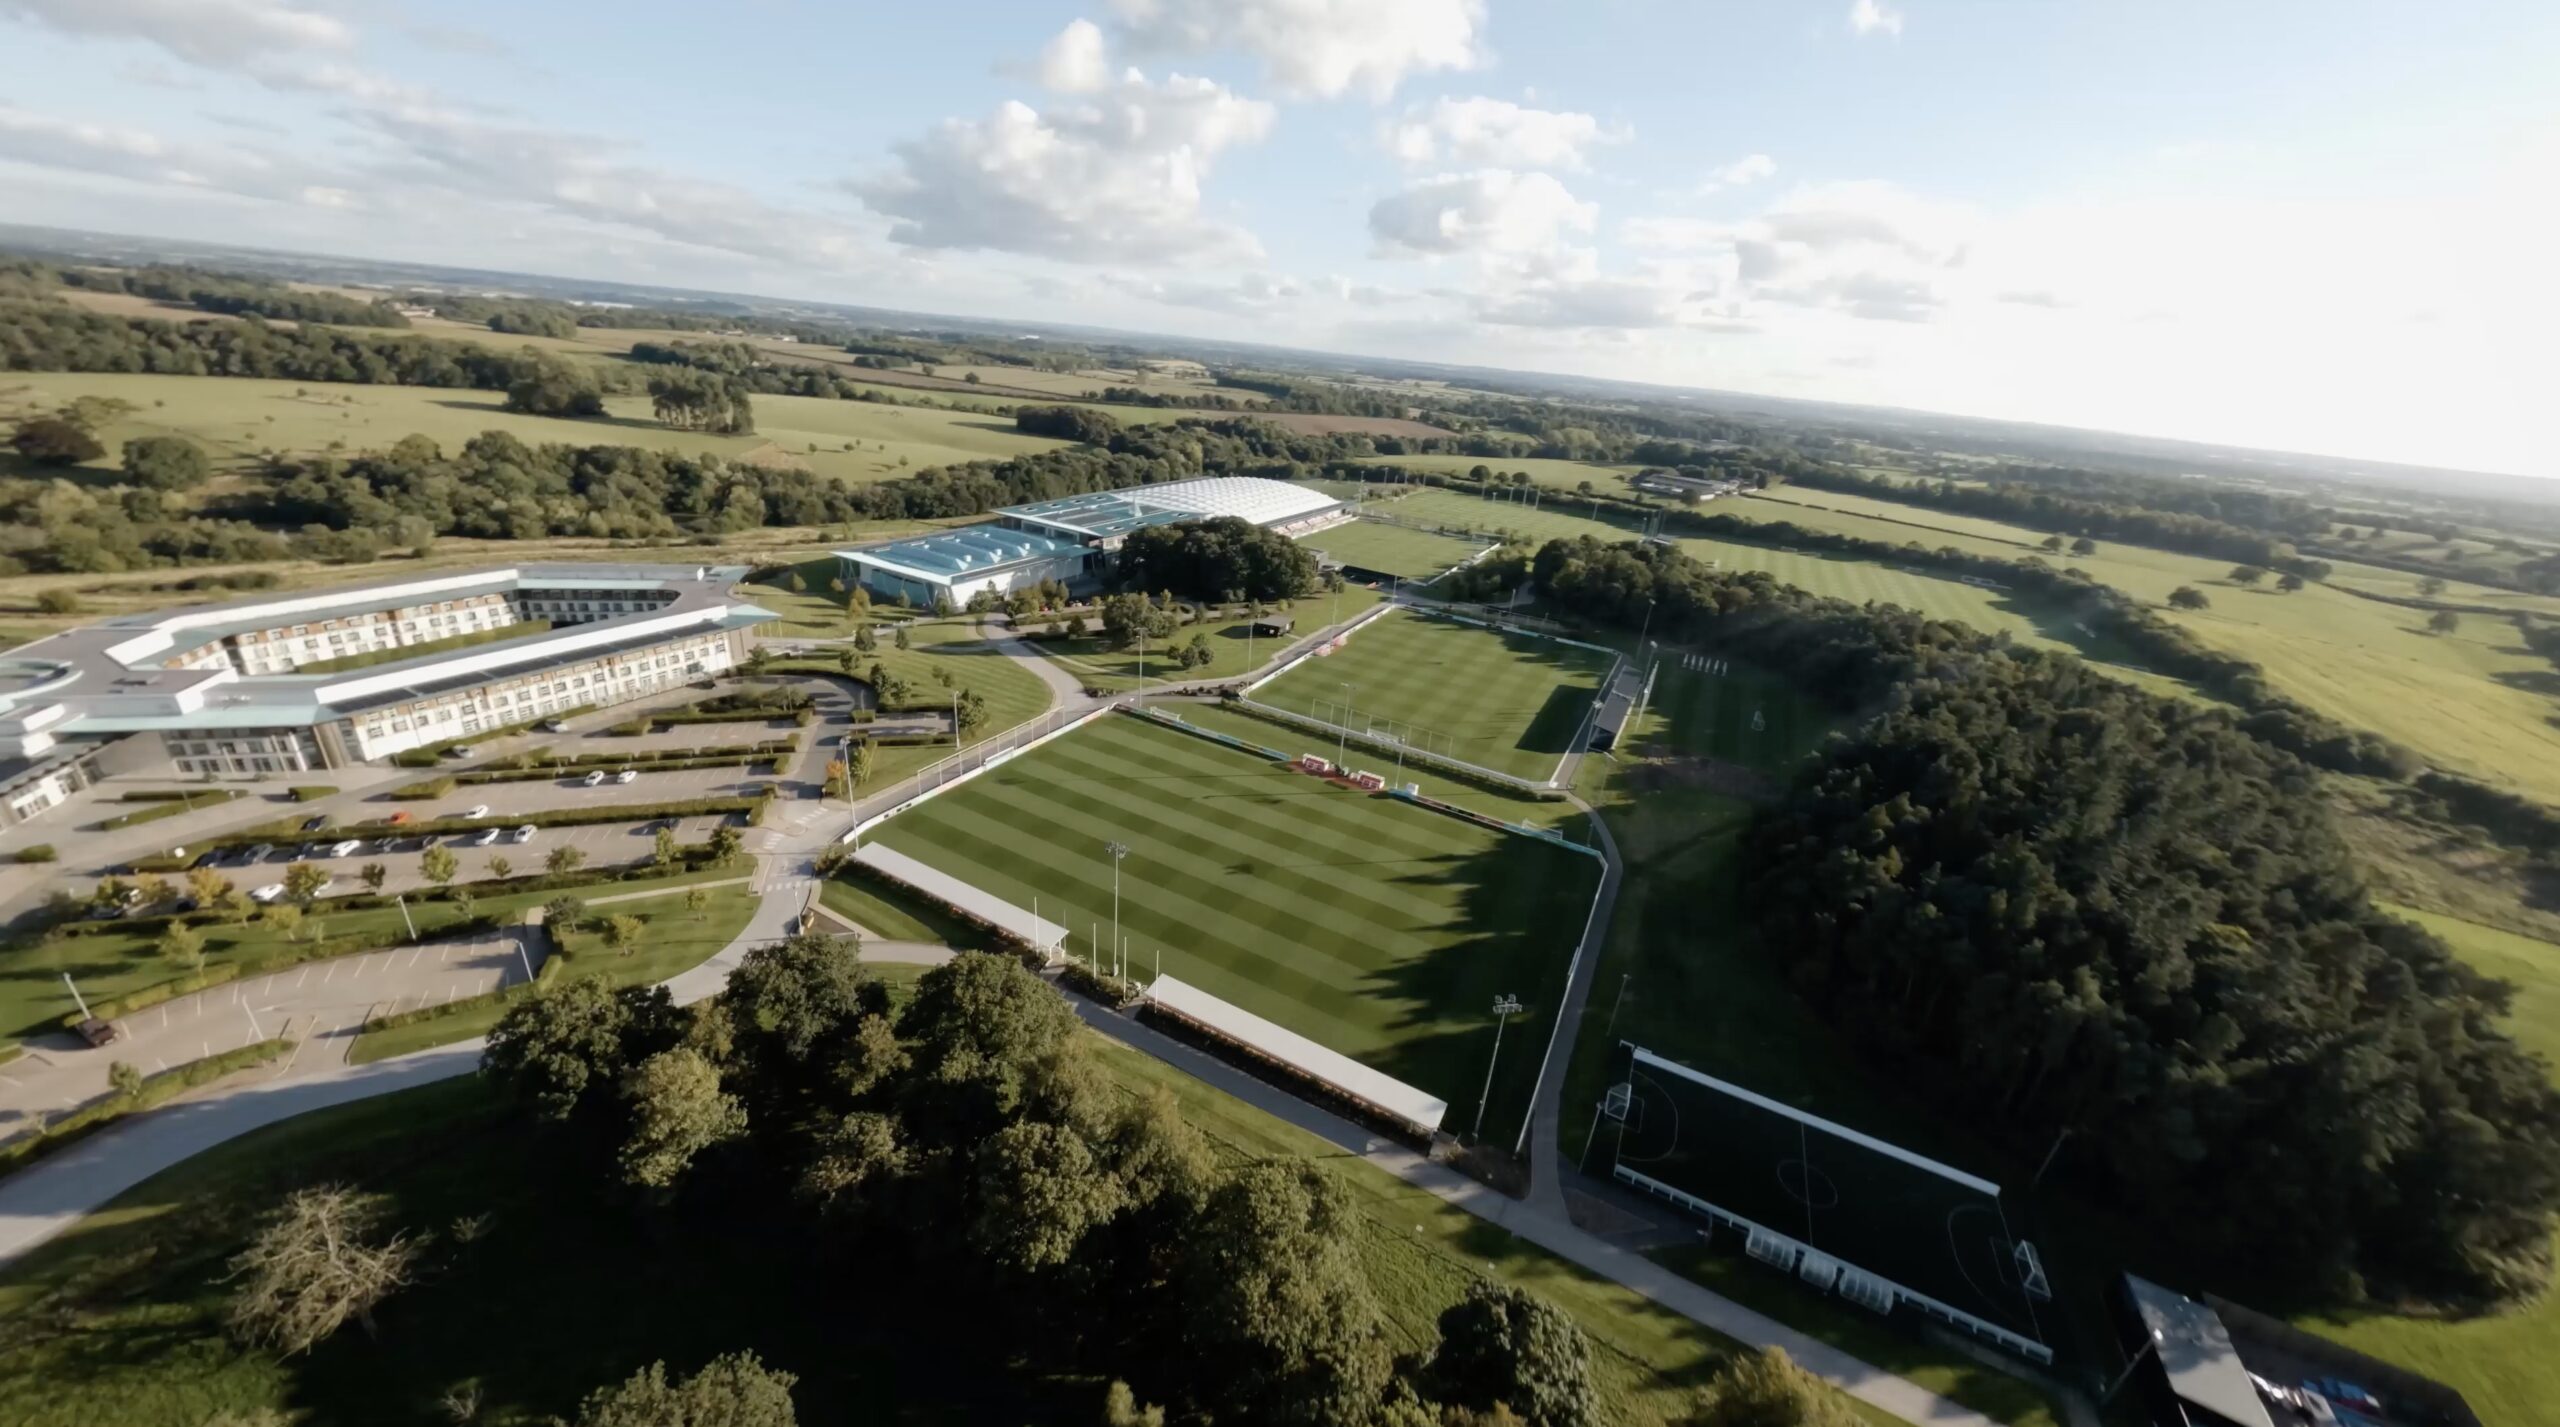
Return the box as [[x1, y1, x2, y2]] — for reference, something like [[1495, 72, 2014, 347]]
[[872, 713, 1599, 1145], [1741, 485, 2560, 803], [0, 870, 700, 1041], [0, 372, 1074, 488], [0, 997, 1911, 1427], [1027, 586, 1386, 692], [347, 879, 758, 1062], [1637, 653, 1835, 778], [1254, 607, 1616, 782], [1299, 520, 1492, 582]]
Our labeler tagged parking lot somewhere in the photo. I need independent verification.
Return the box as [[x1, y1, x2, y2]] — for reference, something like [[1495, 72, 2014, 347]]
[[185, 813, 739, 900]]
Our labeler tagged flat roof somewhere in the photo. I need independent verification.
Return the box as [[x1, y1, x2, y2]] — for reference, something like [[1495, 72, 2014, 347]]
[[1147, 973, 1449, 1132], [838, 526, 1087, 584], [2124, 1277, 2275, 1427], [998, 477, 1342, 540], [852, 844, 1067, 948]]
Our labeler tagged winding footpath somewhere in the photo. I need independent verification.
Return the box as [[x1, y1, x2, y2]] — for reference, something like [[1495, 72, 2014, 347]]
[[0, 608, 2003, 1427]]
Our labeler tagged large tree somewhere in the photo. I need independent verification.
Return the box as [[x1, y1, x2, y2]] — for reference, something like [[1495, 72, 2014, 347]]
[[1430, 1280, 1595, 1427], [483, 980, 684, 1124], [224, 1185, 420, 1356], [569, 1351, 798, 1427], [618, 1047, 748, 1189], [1116, 516, 1316, 602]]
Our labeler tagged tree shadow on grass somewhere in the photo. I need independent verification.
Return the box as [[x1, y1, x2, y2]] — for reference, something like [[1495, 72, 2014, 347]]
[[1352, 833, 1603, 1147]]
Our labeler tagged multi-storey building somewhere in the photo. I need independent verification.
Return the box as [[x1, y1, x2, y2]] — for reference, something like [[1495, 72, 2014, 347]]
[[0, 565, 774, 826]]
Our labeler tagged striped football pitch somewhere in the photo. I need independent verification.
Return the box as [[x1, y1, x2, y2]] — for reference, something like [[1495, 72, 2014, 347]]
[[1253, 608, 1616, 782], [870, 712, 1600, 1144]]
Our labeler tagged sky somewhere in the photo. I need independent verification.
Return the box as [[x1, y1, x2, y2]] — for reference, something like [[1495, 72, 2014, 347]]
[[1, 0, 2555, 477]]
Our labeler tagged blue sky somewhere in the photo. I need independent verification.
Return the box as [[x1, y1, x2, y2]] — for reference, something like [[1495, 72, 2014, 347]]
[[2, 0, 2554, 475]]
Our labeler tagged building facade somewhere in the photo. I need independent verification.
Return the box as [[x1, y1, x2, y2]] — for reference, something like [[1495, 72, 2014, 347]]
[[0, 565, 771, 824]]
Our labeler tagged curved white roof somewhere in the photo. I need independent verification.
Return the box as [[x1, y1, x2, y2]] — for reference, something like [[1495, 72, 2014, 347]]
[[998, 477, 1342, 539]]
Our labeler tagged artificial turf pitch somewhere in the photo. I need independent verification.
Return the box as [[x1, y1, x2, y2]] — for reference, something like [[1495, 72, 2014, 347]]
[[870, 713, 1600, 1144], [1253, 608, 1615, 782], [1604, 1043, 2051, 1355]]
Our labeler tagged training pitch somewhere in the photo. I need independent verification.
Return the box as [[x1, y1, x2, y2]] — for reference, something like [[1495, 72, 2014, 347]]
[[869, 713, 1600, 1143], [1300, 520, 1491, 583], [1253, 608, 1615, 782], [1601, 1043, 2053, 1361], [1641, 652, 1832, 776]]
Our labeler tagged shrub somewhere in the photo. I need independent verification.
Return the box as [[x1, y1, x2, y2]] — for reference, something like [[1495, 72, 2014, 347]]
[[287, 785, 338, 802], [392, 776, 457, 799], [15, 845, 57, 864]]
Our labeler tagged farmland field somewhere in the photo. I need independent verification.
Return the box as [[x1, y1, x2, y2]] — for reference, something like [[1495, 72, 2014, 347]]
[[1298, 519, 1490, 582], [872, 712, 1598, 1144], [0, 372, 1075, 486], [1351, 454, 1641, 490], [1734, 485, 2560, 803], [1255, 607, 1616, 782]]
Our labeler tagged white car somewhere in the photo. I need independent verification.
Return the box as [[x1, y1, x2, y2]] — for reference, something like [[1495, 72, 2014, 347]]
[[511, 824, 536, 844], [326, 839, 361, 858], [613, 769, 637, 785], [463, 804, 492, 820], [473, 828, 502, 846], [248, 883, 286, 904], [582, 770, 606, 787]]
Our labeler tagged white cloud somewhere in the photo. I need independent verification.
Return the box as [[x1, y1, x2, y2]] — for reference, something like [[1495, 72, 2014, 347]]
[[1701, 152, 1776, 191], [1369, 170, 1595, 256], [0, 0, 438, 104], [0, 0, 351, 67], [1109, 0, 1485, 100], [1104, 269, 1308, 315], [0, 103, 323, 202], [1038, 19, 1112, 94], [859, 61, 1274, 264], [1622, 180, 1972, 323], [1849, 0, 1905, 38], [1382, 97, 1626, 170], [358, 107, 880, 269]]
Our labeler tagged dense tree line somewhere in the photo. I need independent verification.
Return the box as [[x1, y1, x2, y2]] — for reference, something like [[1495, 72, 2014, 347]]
[[1115, 516, 1317, 602], [630, 339, 913, 403], [1532, 536, 2560, 1304], [1782, 466, 2312, 570], [477, 945, 1606, 1426], [0, 298, 530, 387], [57, 263, 413, 327], [1975, 463, 2332, 538], [257, 432, 847, 540]]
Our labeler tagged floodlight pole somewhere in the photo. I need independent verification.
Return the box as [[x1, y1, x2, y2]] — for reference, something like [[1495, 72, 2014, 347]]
[[1603, 973, 1631, 1038], [1638, 597, 1656, 648], [395, 892, 417, 941], [2101, 1329, 2167, 1406], [1337, 682, 1357, 769], [1104, 841, 1130, 980], [1472, 994, 1523, 1141]]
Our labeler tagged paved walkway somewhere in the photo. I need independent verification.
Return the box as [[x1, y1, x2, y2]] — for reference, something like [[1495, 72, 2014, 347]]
[[1064, 993, 2003, 1427], [0, 604, 2007, 1427]]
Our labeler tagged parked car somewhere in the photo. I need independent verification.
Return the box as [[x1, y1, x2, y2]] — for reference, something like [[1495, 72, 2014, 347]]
[[300, 814, 331, 832], [76, 1017, 120, 1048], [249, 883, 286, 904], [582, 770, 607, 787], [292, 842, 321, 860], [440, 745, 470, 760], [385, 809, 413, 825], [463, 804, 492, 820], [614, 769, 637, 785], [473, 828, 502, 847], [189, 849, 224, 870], [537, 718, 568, 733], [241, 842, 274, 862], [511, 824, 536, 844], [322, 838, 358, 857]]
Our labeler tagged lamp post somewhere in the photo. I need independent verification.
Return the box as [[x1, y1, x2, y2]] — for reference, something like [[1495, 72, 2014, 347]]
[[1103, 841, 1130, 979], [1337, 682, 1357, 769], [1638, 596, 1656, 648], [1472, 994, 1523, 1140]]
